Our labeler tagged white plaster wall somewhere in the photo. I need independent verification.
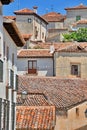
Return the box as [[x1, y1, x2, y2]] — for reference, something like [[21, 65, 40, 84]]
[[17, 57, 53, 76]]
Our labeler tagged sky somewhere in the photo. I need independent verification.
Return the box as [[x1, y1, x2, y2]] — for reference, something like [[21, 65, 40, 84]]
[[3, 0, 87, 16]]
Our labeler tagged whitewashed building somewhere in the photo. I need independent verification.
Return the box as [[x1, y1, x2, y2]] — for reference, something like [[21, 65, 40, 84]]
[[0, 3, 25, 129], [17, 49, 54, 76]]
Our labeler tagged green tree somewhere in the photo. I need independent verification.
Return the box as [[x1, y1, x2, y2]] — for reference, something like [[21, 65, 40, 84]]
[[63, 28, 87, 42]]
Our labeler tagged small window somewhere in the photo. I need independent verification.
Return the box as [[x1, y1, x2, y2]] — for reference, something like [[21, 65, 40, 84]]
[[7, 46, 9, 61], [12, 53, 14, 66], [76, 108, 79, 116], [10, 70, 14, 88], [76, 16, 81, 21], [28, 18, 32, 23], [42, 32, 44, 39], [0, 60, 3, 82], [71, 64, 80, 77], [3, 41, 5, 57], [28, 60, 37, 74]]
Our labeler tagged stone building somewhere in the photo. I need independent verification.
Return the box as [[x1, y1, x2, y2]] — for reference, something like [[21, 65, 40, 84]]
[[14, 7, 48, 45], [64, 3, 87, 29], [54, 42, 87, 78]]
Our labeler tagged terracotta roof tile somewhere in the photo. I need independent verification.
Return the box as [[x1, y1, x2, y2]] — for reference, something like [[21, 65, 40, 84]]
[[57, 43, 87, 52], [65, 3, 87, 10], [4, 16, 16, 20], [14, 8, 48, 24], [77, 20, 87, 24], [22, 34, 32, 41], [17, 49, 53, 58], [16, 106, 55, 130], [42, 12, 66, 22], [17, 93, 51, 106], [32, 42, 73, 50], [14, 8, 34, 14], [18, 76, 87, 110]]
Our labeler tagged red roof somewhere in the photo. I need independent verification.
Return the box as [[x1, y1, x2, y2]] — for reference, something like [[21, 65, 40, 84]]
[[17, 49, 53, 58], [14, 8, 34, 14], [22, 34, 32, 41], [18, 76, 87, 110], [16, 106, 55, 130], [65, 3, 87, 10], [4, 16, 16, 20], [57, 43, 87, 52], [42, 12, 66, 22], [17, 93, 50, 106], [14, 8, 48, 24]]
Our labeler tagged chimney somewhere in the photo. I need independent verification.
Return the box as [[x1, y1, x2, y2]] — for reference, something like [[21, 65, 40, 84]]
[[50, 45, 55, 53], [33, 6, 38, 14]]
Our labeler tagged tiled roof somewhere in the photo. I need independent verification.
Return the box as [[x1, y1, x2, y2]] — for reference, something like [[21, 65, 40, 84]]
[[65, 3, 87, 10], [76, 20, 87, 24], [17, 49, 53, 58], [22, 34, 32, 41], [18, 76, 87, 110], [17, 93, 50, 106], [31, 42, 73, 50], [57, 43, 87, 52], [42, 12, 66, 22], [14, 8, 48, 24], [4, 16, 16, 20], [16, 106, 55, 130], [14, 8, 34, 14]]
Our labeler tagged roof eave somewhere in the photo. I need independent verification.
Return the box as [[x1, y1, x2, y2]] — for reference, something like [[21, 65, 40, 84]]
[[3, 21, 25, 47], [1, 0, 13, 5]]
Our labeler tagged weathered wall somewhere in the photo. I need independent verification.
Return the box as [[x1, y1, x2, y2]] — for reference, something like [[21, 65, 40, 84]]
[[55, 52, 87, 78]]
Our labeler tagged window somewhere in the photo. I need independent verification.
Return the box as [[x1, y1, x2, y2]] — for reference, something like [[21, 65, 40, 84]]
[[15, 75, 18, 91], [28, 18, 32, 23], [10, 70, 14, 89], [3, 41, 5, 57], [0, 60, 3, 82], [42, 32, 44, 39], [76, 108, 79, 117], [6, 46, 9, 61], [71, 64, 80, 77], [28, 60, 37, 74], [35, 26, 38, 39], [12, 53, 14, 66], [11, 102, 15, 130], [76, 16, 81, 21]]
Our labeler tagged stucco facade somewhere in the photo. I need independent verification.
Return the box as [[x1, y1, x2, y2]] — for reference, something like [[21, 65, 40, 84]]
[[17, 57, 53, 76], [14, 9, 48, 43], [55, 101, 87, 130], [55, 52, 87, 78], [64, 4, 87, 28]]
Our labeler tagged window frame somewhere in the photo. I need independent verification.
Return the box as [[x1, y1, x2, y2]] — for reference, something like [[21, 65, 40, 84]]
[[71, 63, 81, 77], [28, 60, 37, 74], [0, 60, 3, 82], [76, 15, 81, 21]]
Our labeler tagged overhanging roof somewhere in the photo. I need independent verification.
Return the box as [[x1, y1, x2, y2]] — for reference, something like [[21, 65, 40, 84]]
[[1, 0, 13, 5], [3, 20, 25, 47]]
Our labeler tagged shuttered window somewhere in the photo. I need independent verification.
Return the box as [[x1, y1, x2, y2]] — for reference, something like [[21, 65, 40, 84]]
[[0, 60, 3, 82], [12, 102, 15, 130], [10, 70, 14, 89], [16, 75, 18, 91]]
